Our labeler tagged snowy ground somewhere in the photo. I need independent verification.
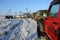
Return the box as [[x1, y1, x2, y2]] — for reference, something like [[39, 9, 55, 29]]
[[0, 19, 39, 40]]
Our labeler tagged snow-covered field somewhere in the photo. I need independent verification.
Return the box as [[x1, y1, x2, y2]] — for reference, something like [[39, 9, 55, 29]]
[[0, 19, 39, 40]]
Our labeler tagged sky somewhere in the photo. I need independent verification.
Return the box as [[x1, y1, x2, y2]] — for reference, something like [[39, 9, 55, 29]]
[[0, 0, 52, 15]]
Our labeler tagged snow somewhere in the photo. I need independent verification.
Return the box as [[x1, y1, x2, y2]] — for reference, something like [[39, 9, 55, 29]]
[[0, 19, 39, 40]]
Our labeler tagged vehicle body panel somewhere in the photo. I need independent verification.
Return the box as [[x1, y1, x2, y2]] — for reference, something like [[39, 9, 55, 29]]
[[44, 0, 60, 40]]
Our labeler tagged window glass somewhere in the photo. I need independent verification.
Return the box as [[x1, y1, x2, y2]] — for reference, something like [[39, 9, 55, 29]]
[[49, 4, 59, 17]]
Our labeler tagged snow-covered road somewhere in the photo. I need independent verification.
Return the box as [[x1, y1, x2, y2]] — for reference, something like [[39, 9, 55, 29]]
[[0, 19, 39, 40]]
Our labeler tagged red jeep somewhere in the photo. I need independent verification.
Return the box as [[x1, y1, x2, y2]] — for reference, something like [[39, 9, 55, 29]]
[[37, 0, 60, 40]]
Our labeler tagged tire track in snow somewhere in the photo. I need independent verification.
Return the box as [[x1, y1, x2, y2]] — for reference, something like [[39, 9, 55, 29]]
[[4, 19, 20, 32], [7, 20, 23, 40], [0, 19, 38, 40], [9, 20, 23, 40], [1, 20, 23, 40], [0, 20, 11, 29]]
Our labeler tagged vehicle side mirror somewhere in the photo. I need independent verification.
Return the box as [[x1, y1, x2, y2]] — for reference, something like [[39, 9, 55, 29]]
[[43, 13, 47, 19]]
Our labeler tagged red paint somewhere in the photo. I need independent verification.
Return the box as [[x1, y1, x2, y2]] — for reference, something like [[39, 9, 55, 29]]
[[44, 6, 60, 40]]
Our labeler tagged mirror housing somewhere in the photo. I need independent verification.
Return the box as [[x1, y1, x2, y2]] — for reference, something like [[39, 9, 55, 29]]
[[43, 12, 48, 19]]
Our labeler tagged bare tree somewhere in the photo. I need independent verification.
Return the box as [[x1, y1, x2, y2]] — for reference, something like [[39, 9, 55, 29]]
[[9, 9, 12, 15]]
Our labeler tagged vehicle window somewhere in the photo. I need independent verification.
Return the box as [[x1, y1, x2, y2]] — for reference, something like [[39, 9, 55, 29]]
[[49, 4, 59, 17]]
